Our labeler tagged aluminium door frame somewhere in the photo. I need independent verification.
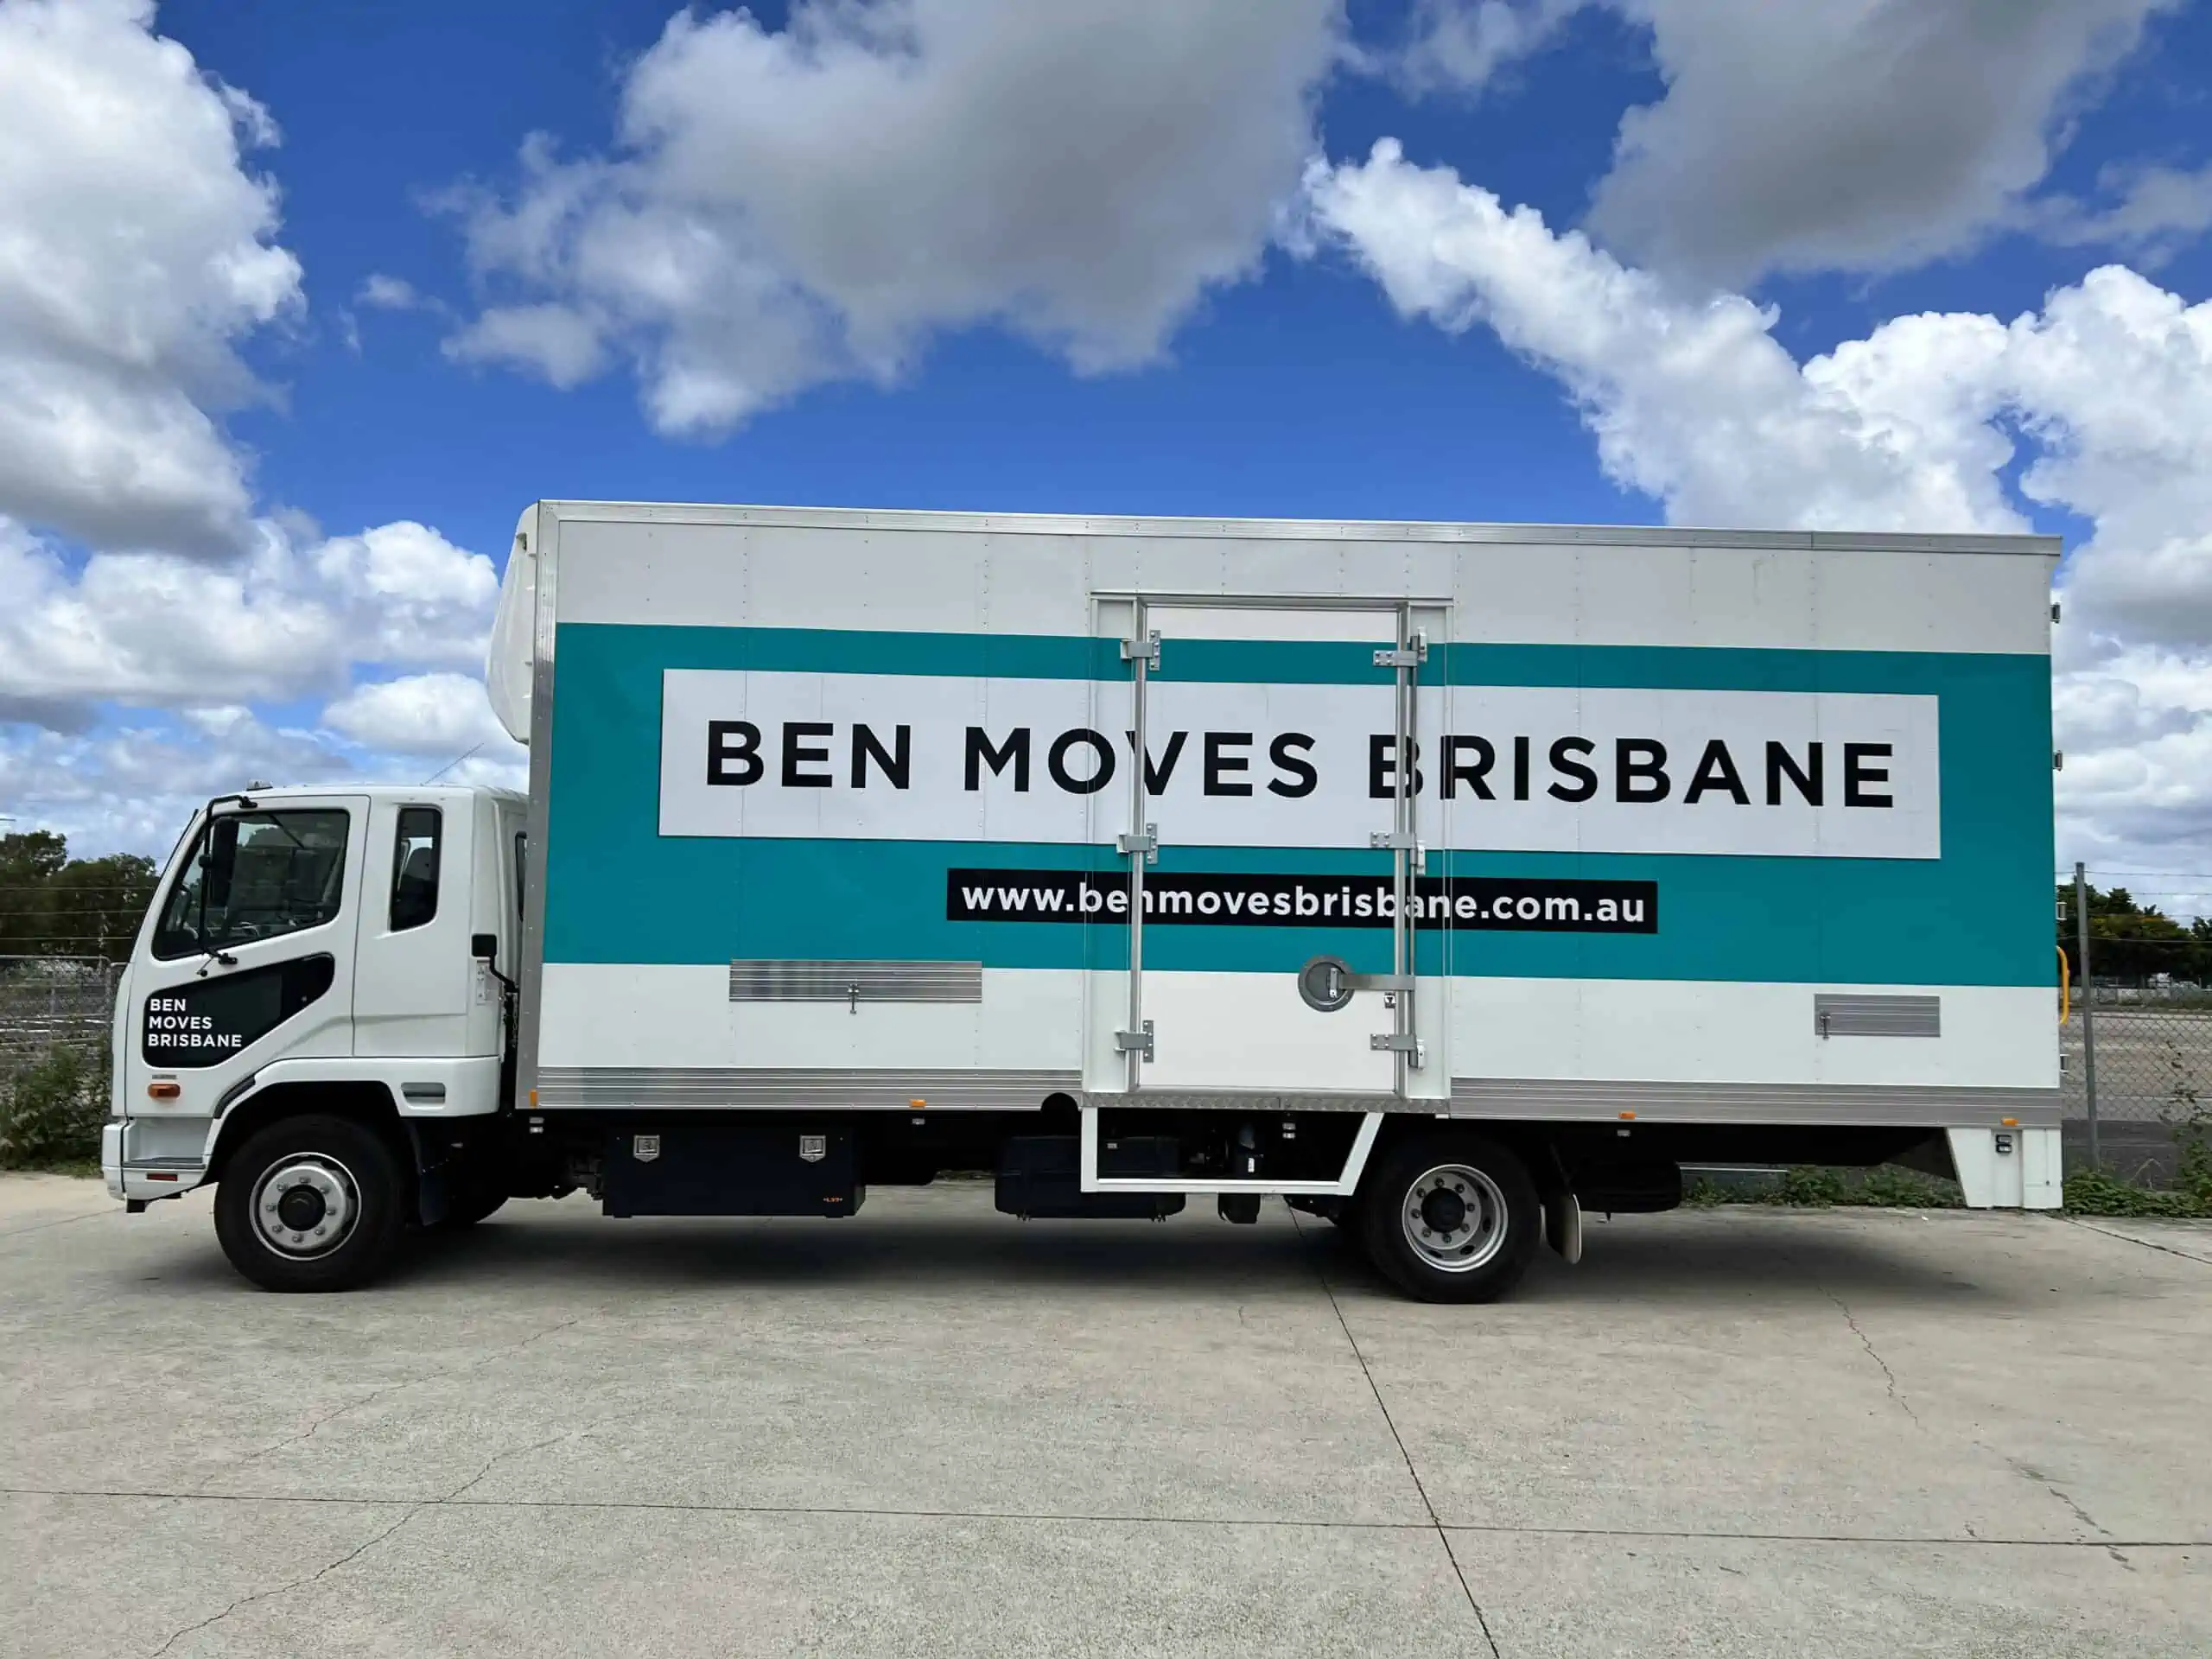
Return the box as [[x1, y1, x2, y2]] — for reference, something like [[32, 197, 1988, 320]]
[[1091, 588, 1453, 1103]]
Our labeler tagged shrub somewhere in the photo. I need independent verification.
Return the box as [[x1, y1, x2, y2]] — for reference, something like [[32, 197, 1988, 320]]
[[1773, 1166, 1850, 1206], [2063, 1164, 2212, 1219], [0, 1042, 109, 1171]]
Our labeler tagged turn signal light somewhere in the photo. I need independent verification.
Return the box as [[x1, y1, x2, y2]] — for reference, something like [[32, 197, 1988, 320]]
[[147, 1082, 181, 1101]]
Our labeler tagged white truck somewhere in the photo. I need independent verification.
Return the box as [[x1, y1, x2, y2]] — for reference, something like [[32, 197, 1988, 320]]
[[104, 501, 2065, 1300]]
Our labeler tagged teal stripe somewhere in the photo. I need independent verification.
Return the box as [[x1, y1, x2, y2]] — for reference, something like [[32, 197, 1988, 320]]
[[543, 623, 2056, 988], [565, 622, 2044, 694]]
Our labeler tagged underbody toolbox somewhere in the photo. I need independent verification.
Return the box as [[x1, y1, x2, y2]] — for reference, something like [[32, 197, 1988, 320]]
[[601, 1124, 861, 1217], [996, 1134, 1184, 1219]]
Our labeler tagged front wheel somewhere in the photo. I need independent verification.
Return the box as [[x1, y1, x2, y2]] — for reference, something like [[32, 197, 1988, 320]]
[[1354, 1131, 1540, 1304], [214, 1115, 409, 1292]]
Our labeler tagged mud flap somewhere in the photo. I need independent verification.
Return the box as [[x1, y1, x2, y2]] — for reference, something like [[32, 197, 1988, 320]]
[[1544, 1192, 1584, 1265]]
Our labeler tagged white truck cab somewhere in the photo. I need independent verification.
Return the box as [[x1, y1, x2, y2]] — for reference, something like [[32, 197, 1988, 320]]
[[105, 784, 528, 1287]]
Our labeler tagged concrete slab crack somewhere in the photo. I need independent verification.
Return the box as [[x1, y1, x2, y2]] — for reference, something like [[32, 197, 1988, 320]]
[[1287, 1205, 1502, 1659], [1795, 1253, 1921, 1431], [223, 1309, 597, 1473], [142, 1503, 420, 1657], [2002, 1458, 2133, 1567], [140, 1414, 616, 1655], [2062, 1217, 2212, 1266]]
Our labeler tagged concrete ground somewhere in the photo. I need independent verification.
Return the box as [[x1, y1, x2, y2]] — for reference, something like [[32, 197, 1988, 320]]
[[3, 1175, 2208, 1658]]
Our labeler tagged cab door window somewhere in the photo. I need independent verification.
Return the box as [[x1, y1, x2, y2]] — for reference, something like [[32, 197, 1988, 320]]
[[153, 810, 351, 960], [390, 807, 442, 931]]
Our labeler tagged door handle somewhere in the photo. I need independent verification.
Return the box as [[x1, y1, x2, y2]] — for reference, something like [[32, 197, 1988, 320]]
[[1298, 955, 1411, 1013]]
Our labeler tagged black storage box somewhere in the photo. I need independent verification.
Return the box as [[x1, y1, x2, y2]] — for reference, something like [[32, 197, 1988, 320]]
[[995, 1135, 1185, 1219], [1572, 1160, 1682, 1215], [601, 1124, 861, 1217]]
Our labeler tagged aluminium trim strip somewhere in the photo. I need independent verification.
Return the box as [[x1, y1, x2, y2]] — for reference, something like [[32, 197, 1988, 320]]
[[537, 501, 2058, 558], [534, 1066, 1079, 1111], [517, 503, 558, 1115], [1449, 1076, 2061, 1128]]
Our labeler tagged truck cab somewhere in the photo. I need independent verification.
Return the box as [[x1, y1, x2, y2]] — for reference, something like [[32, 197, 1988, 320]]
[[105, 784, 528, 1287]]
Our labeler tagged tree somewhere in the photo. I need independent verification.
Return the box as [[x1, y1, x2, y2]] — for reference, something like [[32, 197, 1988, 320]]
[[0, 833, 159, 962], [2058, 882, 2200, 985]]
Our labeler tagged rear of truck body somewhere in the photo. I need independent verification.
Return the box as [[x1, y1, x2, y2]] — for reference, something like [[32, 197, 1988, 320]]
[[105, 502, 2064, 1299]]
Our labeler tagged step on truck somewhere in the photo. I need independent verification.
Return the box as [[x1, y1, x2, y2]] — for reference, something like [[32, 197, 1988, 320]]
[[104, 502, 2066, 1300]]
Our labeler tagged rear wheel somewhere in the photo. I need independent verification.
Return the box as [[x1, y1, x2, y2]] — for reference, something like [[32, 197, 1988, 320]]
[[1354, 1131, 1539, 1304], [214, 1115, 408, 1292]]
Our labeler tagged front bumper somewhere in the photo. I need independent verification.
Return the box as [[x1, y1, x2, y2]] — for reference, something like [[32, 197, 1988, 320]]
[[104, 1116, 213, 1205]]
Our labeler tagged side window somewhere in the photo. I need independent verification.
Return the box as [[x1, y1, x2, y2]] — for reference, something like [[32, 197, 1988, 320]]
[[390, 807, 442, 932], [152, 810, 351, 961]]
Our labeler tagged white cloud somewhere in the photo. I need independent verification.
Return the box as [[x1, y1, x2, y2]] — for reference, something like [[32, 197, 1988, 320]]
[[1384, 0, 1587, 95], [0, 712, 353, 860], [1300, 142, 2024, 533], [0, 0, 302, 555], [1590, 0, 2173, 283], [322, 671, 519, 760], [0, 704, 528, 863], [1395, 0, 2178, 285], [1304, 140, 2212, 881], [445, 0, 1343, 434], [0, 6, 517, 859], [357, 274, 421, 310], [2040, 162, 2212, 262], [0, 518, 499, 722]]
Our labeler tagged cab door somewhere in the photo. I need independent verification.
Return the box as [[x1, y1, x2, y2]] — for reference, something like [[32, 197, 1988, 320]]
[[124, 797, 368, 1120], [353, 793, 476, 1058]]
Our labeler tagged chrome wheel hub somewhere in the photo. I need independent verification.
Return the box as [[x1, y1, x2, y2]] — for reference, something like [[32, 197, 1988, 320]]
[[1401, 1163, 1509, 1273], [252, 1155, 359, 1259]]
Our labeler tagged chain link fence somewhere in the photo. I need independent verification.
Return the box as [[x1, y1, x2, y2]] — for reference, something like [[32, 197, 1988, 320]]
[[0, 956, 120, 1167], [2061, 869, 2212, 1185]]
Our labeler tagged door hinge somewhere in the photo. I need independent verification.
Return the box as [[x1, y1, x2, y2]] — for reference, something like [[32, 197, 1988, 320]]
[[1373, 645, 1427, 669], [1115, 1020, 1155, 1060], [1122, 632, 1160, 666], [1370, 1032, 1427, 1066], [1368, 830, 1427, 872], [1117, 824, 1159, 862]]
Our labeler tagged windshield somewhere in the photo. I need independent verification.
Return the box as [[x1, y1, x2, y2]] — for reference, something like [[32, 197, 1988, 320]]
[[152, 810, 352, 961]]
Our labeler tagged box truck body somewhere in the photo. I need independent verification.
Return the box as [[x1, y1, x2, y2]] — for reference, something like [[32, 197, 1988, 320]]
[[105, 502, 2064, 1299]]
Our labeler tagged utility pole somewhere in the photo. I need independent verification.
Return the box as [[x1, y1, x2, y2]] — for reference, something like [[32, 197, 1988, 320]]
[[2074, 861, 2100, 1168]]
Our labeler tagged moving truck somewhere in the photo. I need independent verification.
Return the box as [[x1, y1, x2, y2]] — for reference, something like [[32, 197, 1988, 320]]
[[104, 502, 2065, 1300]]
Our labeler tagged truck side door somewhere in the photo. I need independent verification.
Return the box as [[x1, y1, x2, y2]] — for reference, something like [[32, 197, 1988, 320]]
[[353, 793, 479, 1058], [124, 798, 369, 1121]]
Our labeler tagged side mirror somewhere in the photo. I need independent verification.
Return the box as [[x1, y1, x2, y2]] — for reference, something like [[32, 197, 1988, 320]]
[[471, 933, 499, 963], [203, 817, 240, 910]]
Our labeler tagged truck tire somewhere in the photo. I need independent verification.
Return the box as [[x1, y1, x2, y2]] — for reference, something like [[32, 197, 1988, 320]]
[[1354, 1130, 1540, 1304], [214, 1115, 409, 1292]]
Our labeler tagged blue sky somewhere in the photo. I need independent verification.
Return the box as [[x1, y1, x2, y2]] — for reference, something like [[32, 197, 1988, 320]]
[[4, 0, 2212, 902], [156, 0, 2212, 551]]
